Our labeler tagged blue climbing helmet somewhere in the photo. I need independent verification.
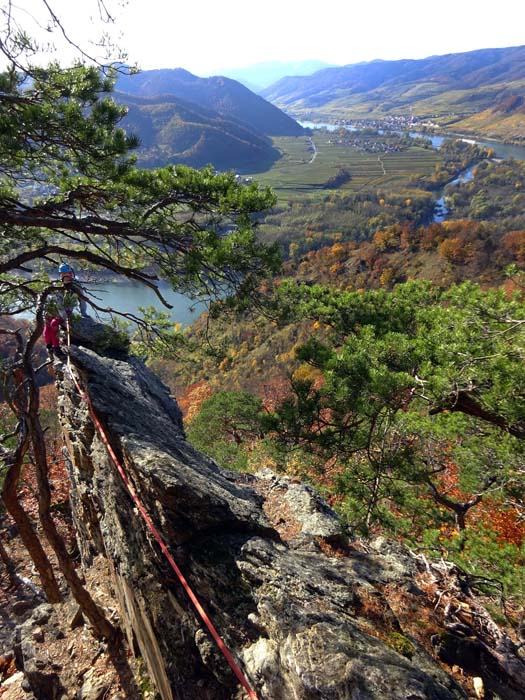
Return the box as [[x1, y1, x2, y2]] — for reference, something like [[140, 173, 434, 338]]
[[58, 262, 73, 273]]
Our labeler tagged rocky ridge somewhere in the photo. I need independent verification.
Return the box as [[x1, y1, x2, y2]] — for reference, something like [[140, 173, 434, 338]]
[[40, 337, 524, 700], [3, 317, 523, 700]]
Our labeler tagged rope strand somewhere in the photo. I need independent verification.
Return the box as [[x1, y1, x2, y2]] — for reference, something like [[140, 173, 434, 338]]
[[63, 321, 259, 700]]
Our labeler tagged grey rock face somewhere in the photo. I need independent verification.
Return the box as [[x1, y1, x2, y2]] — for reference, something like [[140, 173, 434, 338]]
[[55, 346, 523, 700], [67, 316, 130, 358]]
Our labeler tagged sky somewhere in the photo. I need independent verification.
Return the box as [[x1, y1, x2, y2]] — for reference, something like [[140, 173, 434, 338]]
[[6, 0, 525, 75]]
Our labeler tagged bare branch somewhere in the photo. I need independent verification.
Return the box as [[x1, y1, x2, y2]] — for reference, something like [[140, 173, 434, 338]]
[[429, 389, 525, 439]]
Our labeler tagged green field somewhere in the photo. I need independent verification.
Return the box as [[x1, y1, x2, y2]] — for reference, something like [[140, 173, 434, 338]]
[[248, 132, 440, 198]]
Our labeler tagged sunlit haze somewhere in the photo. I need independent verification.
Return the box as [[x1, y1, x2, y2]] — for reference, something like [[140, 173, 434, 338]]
[[6, 0, 525, 75]]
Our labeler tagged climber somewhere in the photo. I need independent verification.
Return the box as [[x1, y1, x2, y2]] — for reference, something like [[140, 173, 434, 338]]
[[43, 310, 65, 360], [58, 262, 89, 317]]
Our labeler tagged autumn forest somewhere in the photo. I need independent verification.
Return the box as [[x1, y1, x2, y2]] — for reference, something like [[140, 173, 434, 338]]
[[1, 12, 525, 696]]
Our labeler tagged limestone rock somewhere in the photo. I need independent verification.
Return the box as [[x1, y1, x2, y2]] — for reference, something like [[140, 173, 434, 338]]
[[77, 668, 111, 700], [67, 316, 130, 358], [55, 346, 525, 700]]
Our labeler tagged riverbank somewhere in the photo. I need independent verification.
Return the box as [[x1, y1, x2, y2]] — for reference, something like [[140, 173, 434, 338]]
[[298, 119, 525, 162]]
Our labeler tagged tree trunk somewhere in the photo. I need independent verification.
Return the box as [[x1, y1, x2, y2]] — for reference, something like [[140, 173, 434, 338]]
[[430, 389, 525, 439], [28, 411, 117, 641], [1, 461, 62, 603]]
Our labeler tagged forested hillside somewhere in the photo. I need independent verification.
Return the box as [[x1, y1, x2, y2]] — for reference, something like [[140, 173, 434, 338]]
[[116, 68, 304, 136], [112, 68, 304, 170], [1, 8, 525, 698], [153, 146, 525, 616], [117, 92, 281, 170], [159, 278, 525, 620]]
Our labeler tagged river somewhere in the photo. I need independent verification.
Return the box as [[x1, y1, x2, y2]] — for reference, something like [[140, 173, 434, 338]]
[[299, 120, 525, 223], [18, 283, 206, 327], [79, 127, 525, 317], [433, 165, 476, 223], [298, 120, 525, 161], [85, 284, 206, 326], [19, 127, 525, 322]]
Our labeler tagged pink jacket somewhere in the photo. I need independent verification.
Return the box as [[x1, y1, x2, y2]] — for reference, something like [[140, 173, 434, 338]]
[[43, 316, 62, 346]]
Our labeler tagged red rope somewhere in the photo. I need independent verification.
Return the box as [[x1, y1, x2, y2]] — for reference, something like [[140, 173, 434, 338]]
[[63, 322, 259, 700]]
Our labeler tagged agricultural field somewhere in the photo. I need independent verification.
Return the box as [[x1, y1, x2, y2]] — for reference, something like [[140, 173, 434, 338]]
[[248, 130, 441, 199]]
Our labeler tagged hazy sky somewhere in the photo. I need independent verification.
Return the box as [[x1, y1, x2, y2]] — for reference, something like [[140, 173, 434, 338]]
[[8, 0, 525, 74]]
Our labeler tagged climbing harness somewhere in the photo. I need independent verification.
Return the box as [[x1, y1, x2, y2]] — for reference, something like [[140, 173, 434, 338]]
[[63, 320, 259, 700]]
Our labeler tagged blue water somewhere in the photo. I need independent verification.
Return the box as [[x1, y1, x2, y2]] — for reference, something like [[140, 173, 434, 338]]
[[18, 125, 524, 322], [17, 283, 206, 326], [84, 283, 206, 326], [433, 165, 476, 222]]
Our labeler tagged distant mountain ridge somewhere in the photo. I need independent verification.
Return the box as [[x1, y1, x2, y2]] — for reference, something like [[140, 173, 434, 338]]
[[217, 59, 335, 91], [116, 69, 303, 137], [114, 68, 304, 171], [260, 46, 525, 141]]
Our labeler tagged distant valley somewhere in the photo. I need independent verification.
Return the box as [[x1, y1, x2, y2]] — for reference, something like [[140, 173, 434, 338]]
[[261, 45, 525, 143], [114, 46, 525, 174], [216, 59, 335, 92]]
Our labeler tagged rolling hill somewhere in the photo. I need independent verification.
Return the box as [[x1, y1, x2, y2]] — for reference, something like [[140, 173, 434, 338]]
[[260, 46, 525, 141]]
